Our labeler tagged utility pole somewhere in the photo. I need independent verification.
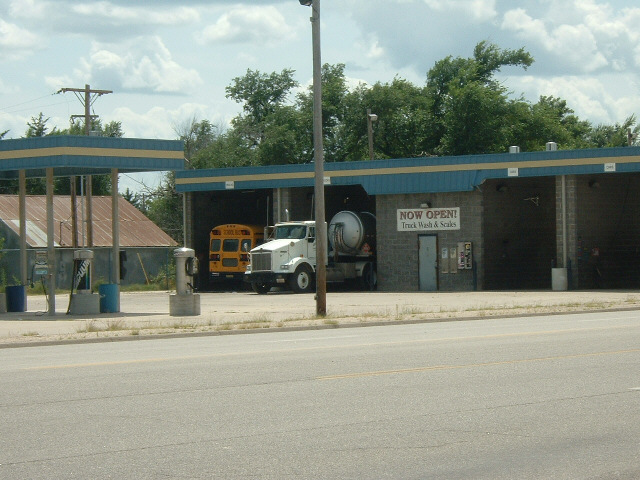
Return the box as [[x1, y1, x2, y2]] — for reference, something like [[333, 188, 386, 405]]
[[58, 85, 112, 247]]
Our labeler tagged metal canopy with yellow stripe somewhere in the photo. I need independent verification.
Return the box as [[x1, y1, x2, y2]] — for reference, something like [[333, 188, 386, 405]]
[[175, 146, 640, 194], [0, 135, 184, 179]]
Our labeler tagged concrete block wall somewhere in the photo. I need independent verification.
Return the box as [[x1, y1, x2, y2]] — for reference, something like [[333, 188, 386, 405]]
[[272, 187, 313, 223], [376, 191, 483, 292], [555, 175, 578, 286]]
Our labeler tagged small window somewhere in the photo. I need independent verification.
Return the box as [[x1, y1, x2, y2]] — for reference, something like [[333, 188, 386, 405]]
[[223, 239, 239, 252], [241, 239, 252, 252], [210, 239, 221, 252]]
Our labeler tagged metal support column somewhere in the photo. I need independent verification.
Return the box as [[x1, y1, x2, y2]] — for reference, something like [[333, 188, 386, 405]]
[[19, 170, 27, 286], [46, 168, 56, 315]]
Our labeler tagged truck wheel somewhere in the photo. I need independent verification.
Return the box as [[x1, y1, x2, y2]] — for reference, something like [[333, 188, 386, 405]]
[[251, 282, 271, 294], [361, 263, 377, 291], [289, 264, 314, 293]]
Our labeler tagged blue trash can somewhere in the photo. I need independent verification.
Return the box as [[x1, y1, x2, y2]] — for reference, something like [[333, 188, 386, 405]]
[[99, 283, 119, 313], [6, 285, 26, 312]]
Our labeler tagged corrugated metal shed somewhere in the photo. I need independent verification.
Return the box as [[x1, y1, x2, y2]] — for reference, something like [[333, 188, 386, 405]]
[[175, 146, 640, 194], [0, 195, 177, 248]]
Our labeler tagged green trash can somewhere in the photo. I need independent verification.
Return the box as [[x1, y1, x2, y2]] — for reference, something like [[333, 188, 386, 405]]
[[99, 284, 119, 313]]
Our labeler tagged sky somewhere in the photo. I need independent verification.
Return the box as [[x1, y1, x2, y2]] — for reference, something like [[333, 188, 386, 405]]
[[2, 0, 640, 192]]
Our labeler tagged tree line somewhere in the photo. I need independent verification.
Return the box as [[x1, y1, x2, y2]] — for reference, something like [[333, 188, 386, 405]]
[[184, 40, 638, 171]]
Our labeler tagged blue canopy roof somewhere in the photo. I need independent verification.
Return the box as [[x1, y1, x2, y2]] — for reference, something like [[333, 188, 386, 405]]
[[0, 135, 184, 179], [175, 146, 640, 195]]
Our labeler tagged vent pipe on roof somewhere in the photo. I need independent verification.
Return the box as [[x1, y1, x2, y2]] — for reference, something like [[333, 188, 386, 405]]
[[546, 142, 558, 151], [509, 146, 520, 153]]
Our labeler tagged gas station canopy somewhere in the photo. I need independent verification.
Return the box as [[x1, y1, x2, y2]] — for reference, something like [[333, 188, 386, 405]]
[[0, 135, 184, 179], [0, 134, 185, 316]]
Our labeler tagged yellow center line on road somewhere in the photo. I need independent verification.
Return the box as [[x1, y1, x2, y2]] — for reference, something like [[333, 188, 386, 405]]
[[21, 324, 640, 371], [317, 348, 640, 380]]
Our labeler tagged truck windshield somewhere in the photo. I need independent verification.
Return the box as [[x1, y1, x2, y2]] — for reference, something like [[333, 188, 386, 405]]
[[274, 225, 307, 239]]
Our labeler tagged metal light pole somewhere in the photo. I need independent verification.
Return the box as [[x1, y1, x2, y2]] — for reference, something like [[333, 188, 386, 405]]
[[367, 109, 378, 160], [300, 0, 326, 315]]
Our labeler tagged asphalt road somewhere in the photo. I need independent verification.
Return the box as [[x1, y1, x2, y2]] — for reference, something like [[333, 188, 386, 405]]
[[1, 310, 639, 479]]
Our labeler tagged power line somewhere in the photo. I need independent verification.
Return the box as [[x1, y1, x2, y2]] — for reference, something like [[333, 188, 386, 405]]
[[0, 92, 59, 112]]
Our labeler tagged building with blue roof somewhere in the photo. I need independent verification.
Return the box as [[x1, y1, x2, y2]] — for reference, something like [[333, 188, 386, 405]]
[[177, 145, 640, 292]]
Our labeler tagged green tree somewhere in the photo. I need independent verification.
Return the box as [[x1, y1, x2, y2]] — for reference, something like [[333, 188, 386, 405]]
[[145, 173, 183, 244], [587, 115, 638, 148], [339, 77, 434, 161], [25, 112, 58, 137], [426, 40, 534, 155], [296, 63, 350, 163], [174, 117, 220, 164], [226, 68, 299, 125]]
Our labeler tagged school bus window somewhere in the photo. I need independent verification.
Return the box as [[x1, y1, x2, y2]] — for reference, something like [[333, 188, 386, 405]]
[[223, 239, 239, 252], [241, 239, 252, 252], [210, 239, 221, 252]]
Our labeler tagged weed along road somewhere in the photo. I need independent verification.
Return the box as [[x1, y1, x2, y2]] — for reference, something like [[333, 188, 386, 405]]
[[1, 310, 639, 479], [2, 290, 640, 344]]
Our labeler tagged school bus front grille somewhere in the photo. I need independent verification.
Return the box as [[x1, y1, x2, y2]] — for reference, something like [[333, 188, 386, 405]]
[[251, 252, 272, 271], [222, 258, 238, 267]]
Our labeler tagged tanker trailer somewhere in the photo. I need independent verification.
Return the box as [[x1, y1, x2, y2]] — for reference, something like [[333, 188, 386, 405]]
[[326, 211, 377, 289]]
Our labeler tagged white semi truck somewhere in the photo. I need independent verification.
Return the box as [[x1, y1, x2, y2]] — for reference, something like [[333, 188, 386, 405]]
[[245, 210, 376, 294]]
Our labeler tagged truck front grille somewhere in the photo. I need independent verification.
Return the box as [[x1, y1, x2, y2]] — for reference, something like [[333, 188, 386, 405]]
[[251, 252, 272, 272]]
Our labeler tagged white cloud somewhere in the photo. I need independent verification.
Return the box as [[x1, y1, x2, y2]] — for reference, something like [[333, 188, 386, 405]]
[[111, 102, 224, 139], [509, 73, 640, 125], [422, 0, 497, 21], [0, 18, 41, 59], [8, 0, 199, 39], [198, 6, 295, 45], [68, 37, 204, 94], [502, 8, 608, 73]]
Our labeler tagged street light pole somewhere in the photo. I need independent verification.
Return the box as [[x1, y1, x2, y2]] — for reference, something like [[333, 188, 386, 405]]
[[300, 0, 326, 315], [367, 109, 378, 160]]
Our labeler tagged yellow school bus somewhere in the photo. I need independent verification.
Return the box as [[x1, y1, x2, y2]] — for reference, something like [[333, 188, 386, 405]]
[[209, 224, 264, 284]]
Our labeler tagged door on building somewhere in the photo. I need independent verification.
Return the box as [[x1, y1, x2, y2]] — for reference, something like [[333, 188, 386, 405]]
[[419, 235, 438, 291]]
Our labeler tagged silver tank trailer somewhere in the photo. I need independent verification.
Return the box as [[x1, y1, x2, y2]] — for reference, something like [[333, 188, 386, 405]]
[[328, 211, 376, 255]]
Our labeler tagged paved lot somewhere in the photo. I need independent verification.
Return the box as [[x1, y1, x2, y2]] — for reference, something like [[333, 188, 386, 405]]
[[1, 289, 639, 346]]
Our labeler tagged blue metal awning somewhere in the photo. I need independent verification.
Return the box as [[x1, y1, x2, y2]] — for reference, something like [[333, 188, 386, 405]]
[[0, 135, 185, 179], [175, 146, 640, 195]]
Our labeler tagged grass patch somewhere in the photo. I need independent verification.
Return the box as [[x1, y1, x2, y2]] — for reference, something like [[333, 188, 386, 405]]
[[105, 320, 126, 331], [21, 331, 40, 337], [78, 320, 102, 333]]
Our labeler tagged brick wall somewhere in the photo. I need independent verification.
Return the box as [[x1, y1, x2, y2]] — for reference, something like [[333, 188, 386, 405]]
[[376, 191, 483, 291]]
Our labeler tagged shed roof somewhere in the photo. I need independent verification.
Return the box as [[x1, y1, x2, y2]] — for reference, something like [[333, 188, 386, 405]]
[[175, 146, 640, 194], [0, 195, 177, 248]]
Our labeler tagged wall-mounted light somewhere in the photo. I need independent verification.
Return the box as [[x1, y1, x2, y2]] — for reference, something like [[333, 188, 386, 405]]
[[420, 202, 431, 209]]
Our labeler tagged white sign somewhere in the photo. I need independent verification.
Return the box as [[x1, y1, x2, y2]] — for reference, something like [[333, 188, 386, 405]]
[[397, 208, 460, 231], [225, 180, 235, 189], [324, 176, 331, 185], [604, 163, 616, 172], [508, 167, 519, 177]]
